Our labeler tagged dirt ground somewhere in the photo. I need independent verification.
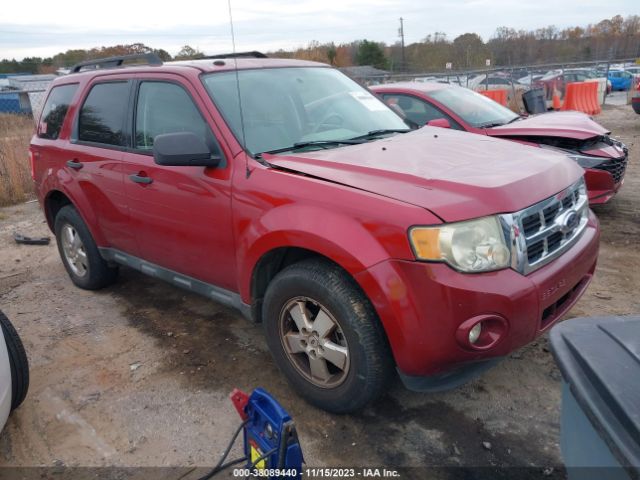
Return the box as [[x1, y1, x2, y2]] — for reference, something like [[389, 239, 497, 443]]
[[0, 104, 638, 479]]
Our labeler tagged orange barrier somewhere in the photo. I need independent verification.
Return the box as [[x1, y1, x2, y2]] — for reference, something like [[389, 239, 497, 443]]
[[478, 89, 508, 106], [561, 82, 601, 115], [552, 92, 562, 110]]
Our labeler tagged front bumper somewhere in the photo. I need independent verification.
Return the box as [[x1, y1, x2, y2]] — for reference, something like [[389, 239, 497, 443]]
[[585, 168, 624, 205], [355, 211, 600, 380]]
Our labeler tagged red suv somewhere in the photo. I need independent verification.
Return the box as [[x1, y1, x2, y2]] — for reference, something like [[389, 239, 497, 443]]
[[30, 53, 599, 413]]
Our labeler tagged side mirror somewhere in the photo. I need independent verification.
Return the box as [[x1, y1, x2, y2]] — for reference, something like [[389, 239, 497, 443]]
[[153, 132, 221, 167], [427, 118, 451, 129]]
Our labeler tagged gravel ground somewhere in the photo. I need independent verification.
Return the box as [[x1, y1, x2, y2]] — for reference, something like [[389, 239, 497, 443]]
[[0, 104, 638, 479]]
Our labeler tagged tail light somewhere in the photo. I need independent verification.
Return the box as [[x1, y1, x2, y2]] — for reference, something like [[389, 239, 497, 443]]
[[28, 149, 36, 180]]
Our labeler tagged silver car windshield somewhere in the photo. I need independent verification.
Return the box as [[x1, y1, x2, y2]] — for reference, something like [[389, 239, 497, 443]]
[[429, 85, 520, 128], [202, 67, 408, 155]]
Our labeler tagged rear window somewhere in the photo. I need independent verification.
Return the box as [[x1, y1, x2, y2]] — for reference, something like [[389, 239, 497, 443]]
[[78, 82, 129, 146], [38, 84, 78, 140]]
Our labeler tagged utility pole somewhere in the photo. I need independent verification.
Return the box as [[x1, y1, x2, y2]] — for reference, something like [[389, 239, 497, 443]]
[[398, 17, 406, 72]]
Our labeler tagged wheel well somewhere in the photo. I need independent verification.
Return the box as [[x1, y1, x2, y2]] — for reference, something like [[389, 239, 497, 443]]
[[250, 247, 336, 323], [44, 190, 72, 230]]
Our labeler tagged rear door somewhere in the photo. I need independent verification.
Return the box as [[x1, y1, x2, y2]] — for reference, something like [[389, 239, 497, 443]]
[[121, 75, 237, 290], [63, 79, 136, 252]]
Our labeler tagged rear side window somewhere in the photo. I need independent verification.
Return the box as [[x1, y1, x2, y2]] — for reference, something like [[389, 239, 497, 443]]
[[134, 81, 218, 153], [38, 84, 78, 140], [78, 82, 129, 146]]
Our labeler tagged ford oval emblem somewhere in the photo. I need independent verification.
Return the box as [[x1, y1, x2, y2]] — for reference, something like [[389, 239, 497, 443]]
[[562, 211, 580, 233]]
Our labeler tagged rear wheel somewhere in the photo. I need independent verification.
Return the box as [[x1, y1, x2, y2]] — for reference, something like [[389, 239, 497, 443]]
[[54, 205, 118, 290], [0, 311, 29, 411], [263, 259, 393, 413]]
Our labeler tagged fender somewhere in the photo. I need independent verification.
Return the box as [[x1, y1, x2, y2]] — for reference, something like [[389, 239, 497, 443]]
[[238, 203, 415, 303], [40, 170, 108, 247]]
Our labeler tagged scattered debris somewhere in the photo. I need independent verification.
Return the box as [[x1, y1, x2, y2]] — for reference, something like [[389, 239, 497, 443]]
[[13, 232, 51, 245], [129, 362, 142, 372], [594, 292, 613, 300], [543, 467, 554, 476], [482, 441, 492, 451], [510, 352, 523, 360]]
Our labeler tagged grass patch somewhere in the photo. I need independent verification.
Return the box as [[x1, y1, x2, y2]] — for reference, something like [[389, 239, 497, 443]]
[[0, 114, 35, 206]]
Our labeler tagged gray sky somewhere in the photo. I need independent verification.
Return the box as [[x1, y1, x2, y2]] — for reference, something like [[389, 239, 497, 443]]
[[0, 0, 637, 60]]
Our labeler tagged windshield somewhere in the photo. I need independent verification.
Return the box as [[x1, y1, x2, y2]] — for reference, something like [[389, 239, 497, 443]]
[[429, 85, 520, 128], [202, 67, 408, 155]]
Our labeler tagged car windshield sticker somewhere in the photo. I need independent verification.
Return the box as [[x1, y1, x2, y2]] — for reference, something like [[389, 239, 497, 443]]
[[349, 91, 388, 111]]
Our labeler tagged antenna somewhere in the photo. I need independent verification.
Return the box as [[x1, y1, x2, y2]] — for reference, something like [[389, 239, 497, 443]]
[[227, 0, 251, 178]]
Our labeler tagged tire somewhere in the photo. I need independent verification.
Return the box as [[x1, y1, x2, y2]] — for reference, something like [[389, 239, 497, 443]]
[[262, 259, 393, 413], [0, 311, 29, 411], [54, 205, 118, 290]]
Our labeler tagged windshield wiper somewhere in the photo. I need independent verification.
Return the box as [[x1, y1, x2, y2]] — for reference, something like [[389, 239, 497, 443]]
[[506, 116, 523, 124], [348, 129, 411, 141], [478, 121, 506, 128], [257, 139, 364, 156]]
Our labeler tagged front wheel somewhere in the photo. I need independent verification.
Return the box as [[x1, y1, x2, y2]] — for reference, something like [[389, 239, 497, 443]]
[[262, 259, 393, 413]]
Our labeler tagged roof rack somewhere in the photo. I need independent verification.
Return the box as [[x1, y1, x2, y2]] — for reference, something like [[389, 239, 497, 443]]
[[202, 51, 268, 60], [69, 53, 163, 74]]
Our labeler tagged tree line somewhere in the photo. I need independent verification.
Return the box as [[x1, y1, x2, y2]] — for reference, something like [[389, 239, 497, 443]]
[[1, 14, 638, 75]]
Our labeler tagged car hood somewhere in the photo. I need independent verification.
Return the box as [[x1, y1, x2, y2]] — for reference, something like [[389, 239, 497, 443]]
[[487, 111, 609, 140], [265, 127, 583, 222]]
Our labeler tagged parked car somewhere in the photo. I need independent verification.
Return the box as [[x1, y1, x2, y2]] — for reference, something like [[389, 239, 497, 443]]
[[624, 65, 640, 76], [371, 82, 628, 204], [607, 70, 634, 91], [534, 69, 608, 100], [517, 71, 547, 86], [632, 76, 640, 114], [31, 53, 599, 413], [0, 311, 29, 432], [467, 73, 527, 108]]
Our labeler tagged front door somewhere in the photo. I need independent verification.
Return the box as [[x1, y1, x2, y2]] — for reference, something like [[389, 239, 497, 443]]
[[122, 77, 237, 291]]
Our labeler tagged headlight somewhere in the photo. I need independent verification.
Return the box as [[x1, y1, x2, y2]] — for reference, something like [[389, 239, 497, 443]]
[[565, 153, 606, 168], [539, 144, 606, 168], [409, 216, 511, 273]]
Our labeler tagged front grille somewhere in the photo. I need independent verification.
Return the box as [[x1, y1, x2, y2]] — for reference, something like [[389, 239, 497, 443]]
[[501, 179, 589, 275], [593, 154, 628, 184]]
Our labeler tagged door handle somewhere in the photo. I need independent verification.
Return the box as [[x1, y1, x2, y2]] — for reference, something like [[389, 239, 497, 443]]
[[66, 159, 83, 170], [129, 173, 153, 185]]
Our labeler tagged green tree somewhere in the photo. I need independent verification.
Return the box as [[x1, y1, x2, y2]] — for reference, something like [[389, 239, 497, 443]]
[[355, 40, 388, 69], [153, 49, 172, 61], [452, 33, 489, 69], [327, 43, 337, 65], [175, 45, 205, 60]]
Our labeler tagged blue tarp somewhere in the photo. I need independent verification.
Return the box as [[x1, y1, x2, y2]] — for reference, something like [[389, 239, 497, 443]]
[[0, 92, 26, 113]]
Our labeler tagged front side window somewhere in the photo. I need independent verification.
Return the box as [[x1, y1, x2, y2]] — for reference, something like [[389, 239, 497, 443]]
[[135, 81, 218, 153], [202, 67, 408, 155], [78, 82, 129, 146], [38, 84, 78, 140], [429, 85, 520, 128], [381, 94, 461, 129]]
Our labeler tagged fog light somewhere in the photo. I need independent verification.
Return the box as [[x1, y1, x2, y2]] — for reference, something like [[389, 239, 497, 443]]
[[469, 322, 482, 344]]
